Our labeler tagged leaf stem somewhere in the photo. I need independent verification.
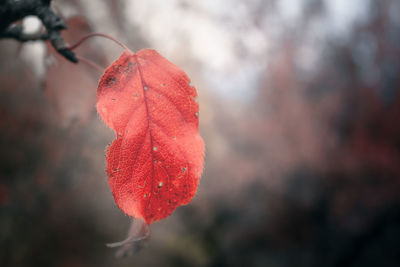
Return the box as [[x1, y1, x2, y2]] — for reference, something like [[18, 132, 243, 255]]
[[105, 220, 150, 248], [76, 55, 104, 73], [105, 233, 148, 248], [68, 33, 131, 52]]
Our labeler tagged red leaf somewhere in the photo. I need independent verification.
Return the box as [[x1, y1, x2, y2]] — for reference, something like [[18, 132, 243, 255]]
[[97, 49, 204, 224]]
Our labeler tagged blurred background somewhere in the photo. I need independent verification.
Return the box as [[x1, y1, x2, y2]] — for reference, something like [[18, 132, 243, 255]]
[[1, 0, 400, 266]]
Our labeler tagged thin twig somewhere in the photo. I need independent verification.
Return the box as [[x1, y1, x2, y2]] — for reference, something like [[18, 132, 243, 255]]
[[76, 55, 104, 73], [68, 32, 130, 52]]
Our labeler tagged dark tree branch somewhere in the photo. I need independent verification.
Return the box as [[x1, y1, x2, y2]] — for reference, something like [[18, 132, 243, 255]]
[[1, 24, 48, 41], [0, 0, 77, 63]]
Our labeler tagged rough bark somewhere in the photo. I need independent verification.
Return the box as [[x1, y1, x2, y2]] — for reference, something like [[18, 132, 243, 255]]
[[0, 0, 77, 62]]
